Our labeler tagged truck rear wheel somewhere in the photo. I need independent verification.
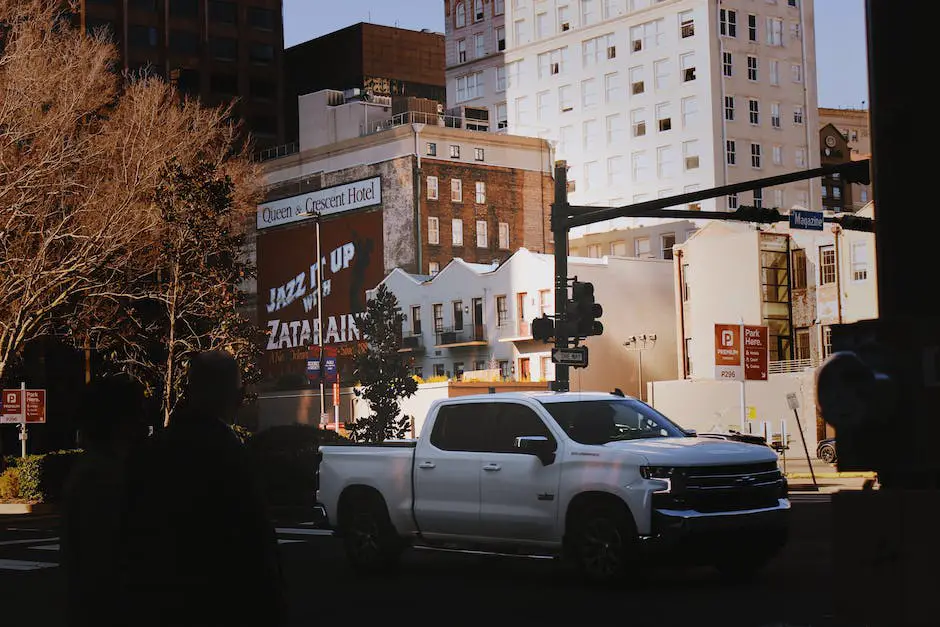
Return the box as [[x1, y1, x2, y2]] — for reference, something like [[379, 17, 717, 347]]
[[341, 492, 402, 575], [568, 502, 638, 584]]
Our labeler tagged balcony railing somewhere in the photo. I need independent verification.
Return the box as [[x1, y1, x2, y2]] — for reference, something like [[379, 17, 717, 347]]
[[496, 319, 533, 341], [434, 326, 487, 347], [255, 142, 299, 162], [768, 357, 820, 374], [363, 111, 490, 137], [399, 333, 425, 353]]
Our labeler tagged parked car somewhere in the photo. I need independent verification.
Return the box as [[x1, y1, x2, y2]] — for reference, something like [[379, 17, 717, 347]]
[[316, 391, 790, 583], [817, 438, 837, 464]]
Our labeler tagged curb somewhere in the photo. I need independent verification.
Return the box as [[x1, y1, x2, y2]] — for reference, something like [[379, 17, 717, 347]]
[[0, 503, 57, 516], [786, 472, 876, 479]]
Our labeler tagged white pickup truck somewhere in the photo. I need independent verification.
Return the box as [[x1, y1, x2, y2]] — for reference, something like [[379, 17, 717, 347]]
[[316, 392, 789, 582]]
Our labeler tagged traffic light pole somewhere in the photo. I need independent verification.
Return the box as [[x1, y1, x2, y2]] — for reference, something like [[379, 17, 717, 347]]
[[551, 161, 570, 393]]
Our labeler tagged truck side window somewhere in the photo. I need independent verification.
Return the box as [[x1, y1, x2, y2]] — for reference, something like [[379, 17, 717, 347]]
[[491, 404, 554, 454], [429, 404, 489, 451]]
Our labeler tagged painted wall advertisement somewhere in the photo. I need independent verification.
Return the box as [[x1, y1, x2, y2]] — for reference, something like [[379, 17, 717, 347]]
[[257, 187, 384, 388]]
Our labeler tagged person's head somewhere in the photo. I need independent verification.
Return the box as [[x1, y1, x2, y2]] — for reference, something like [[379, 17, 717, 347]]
[[184, 350, 243, 422], [77, 374, 146, 453]]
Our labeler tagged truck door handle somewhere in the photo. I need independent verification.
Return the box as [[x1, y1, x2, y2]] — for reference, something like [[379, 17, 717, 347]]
[[483, 463, 501, 472], [418, 461, 436, 469]]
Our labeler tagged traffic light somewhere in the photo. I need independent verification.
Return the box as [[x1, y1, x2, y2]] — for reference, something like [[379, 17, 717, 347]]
[[567, 281, 603, 338], [732, 206, 784, 224], [835, 214, 874, 232], [841, 159, 871, 185], [531, 315, 555, 342]]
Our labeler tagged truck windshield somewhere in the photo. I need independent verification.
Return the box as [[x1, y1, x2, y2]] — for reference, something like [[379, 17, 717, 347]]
[[539, 399, 688, 445]]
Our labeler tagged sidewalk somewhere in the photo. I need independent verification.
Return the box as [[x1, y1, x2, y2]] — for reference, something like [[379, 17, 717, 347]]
[[781, 455, 876, 492]]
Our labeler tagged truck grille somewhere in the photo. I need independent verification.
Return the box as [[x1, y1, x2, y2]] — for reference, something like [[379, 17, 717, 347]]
[[653, 462, 785, 513]]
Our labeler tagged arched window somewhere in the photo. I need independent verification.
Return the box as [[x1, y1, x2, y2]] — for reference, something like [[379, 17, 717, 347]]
[[455, 2, 466, 28]]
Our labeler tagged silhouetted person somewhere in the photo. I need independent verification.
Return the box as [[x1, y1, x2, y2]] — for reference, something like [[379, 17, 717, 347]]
[[61, 374, 147, 627], [122, 351, 286, 627]]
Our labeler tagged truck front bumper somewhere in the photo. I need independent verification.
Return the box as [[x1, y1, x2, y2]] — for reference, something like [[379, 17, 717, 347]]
[[644, 498, 790, 551]]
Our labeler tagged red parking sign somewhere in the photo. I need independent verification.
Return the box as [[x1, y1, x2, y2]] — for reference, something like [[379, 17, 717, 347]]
[[1, 388, 46, 423]]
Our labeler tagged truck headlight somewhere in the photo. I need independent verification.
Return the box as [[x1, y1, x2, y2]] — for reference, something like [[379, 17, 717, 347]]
[[640, 466, 675, 494]]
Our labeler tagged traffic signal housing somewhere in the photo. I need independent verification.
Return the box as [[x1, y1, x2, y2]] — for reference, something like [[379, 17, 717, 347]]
[[531, 315, 555, 342], [567, 281, 603, 338], [731, 206, 784, 224]]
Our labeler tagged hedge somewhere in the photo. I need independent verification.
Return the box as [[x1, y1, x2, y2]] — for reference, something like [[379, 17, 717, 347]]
[[1, 450, 84, 503]]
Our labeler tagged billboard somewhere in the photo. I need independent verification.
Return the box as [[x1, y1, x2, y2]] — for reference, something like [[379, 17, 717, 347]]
[[257, 205, 384, 386]]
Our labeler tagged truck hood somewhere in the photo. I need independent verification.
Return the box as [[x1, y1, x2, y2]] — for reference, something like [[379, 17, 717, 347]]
[[603, 437, 778, 466]]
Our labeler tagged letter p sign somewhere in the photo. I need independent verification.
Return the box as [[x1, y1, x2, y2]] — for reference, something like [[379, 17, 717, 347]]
[[722, 330, 734, 347]]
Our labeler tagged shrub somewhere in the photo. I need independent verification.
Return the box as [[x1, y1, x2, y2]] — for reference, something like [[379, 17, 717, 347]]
[[249, 424, 348, 508], [15, 450, 84, 503], [0, 467, 21, 500], [231, 424, 252, 445]]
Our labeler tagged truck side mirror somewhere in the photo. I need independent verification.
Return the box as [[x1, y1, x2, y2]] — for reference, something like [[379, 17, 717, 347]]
[[514, 435, 556, 465]]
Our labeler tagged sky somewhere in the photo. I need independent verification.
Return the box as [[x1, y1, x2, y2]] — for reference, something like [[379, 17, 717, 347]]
[[283, 0, 869, 110]]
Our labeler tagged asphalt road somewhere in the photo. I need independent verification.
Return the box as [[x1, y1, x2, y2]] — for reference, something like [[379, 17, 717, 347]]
[[0, 494, 865, 627]]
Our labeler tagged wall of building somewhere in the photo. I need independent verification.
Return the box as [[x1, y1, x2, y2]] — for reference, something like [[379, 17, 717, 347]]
[[570, 220, 698, 260]]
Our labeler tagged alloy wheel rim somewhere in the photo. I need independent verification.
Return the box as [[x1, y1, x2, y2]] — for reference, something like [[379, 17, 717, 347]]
[[581, 518, 623, 577], [351, 512, 380, 558]]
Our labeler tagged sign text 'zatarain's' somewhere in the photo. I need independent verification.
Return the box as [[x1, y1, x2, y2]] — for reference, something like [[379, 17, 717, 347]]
[[257, 177, 382, 230]]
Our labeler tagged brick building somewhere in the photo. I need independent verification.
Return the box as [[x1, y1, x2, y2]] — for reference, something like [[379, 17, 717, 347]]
[[79, 0, 285, 151], [283, 23, 446, 146]]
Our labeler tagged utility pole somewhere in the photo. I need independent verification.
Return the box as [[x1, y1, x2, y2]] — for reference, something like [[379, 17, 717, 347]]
[[551, 161, 570, 393]]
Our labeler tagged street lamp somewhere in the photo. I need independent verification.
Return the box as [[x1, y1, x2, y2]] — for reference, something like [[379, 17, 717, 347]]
[[623, 333, 656, 401]]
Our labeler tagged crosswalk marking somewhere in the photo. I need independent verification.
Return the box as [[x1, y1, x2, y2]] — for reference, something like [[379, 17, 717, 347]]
[[0, 558, 58, 571]]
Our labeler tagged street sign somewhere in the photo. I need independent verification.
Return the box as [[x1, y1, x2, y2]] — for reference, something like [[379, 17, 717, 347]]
[[552, 346, 589, 368], [714, 324, 743, 380], [743, 325, 769, 381], [789, 209, 825, 231], [1, 389, 46, 424]]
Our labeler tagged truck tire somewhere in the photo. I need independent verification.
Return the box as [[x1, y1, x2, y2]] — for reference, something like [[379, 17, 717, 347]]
[[713, 529, 787, 581], [567, 502, 638, 584], [341, 492, 402, 575]]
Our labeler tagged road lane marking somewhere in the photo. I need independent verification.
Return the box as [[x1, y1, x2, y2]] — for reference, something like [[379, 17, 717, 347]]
[[30, 544, 59, 551], [0, 558, 58, 571], [275, 527, 333, 536], [278, 539, 305, 544], [0, 537, 59, 547]]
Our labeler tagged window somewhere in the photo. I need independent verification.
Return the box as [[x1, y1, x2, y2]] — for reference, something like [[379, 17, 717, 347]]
[[791, 22, 801, 40], [681, 96, 698, 128], [455, 1, 466, 28], [653, 58, 671, 89], [680, 52, 695, 82], [475, 181, 486, 203], [473, 0, 484, 21], [722, 51, 733, 77], [631, 151, 649, 181], [249, 78, 277, 101], [655, 102, 671, 132], [559, 125, 574, 153], [209, 1, 237, 24], [493, 403, 553, 452], [451, 179, 462, 201], [411, 306, 422, 334], [630, 66, 645, 95], [429, 261, 440, 276], [433, 304, 444, 332], [427, 176, 439, 200], [726, 139, 737, 166], [630, 19, 664, 53], [793, 105, 804, 124], [605, 72, 622, 103], [169, 30, 199, 55], [748, 14, 758, 41], [538, 47, 567, 78], [583, 119, 599, 151], [607, 156, 624, 186], [635, 237, 652, 258], [581, 78, 598, 108], [582, 0, 598, 25], [680, 10, 694, 38], [499, 222, 510, 249], [539, 289, 551, 315], [747, 55, 758, 81], [683, 140, 699, 170], [852, 241, 869, 281], [130, 25, 158, 48], [819, 245, 836, 285], [540, 356, 553, 382], [452, 219, 464, 246], [474, 33, 485, 58], [583, 33, 616, 66], [474, 147, 485, 162], [795, 147, 806, 167], [769, 59, 780, 85], [453, 302, 464, 331], [584, 160, 601, 190], [451, 144, 461, 159], [720, 9, 737, 37], [766, 18, 783, 46], [495, 0, 505, 15], [753, 187, 763, 208], [625, 108, 645, 138], [788, 0, 798, 7], [557, 5, 571, 32], [457, 39, 467, 63], [728, 193, 739, 209], [428, 217, 440, 245], [497, 26, 506, 51], [248, 6, 275, 29], [426, 142, 438, 157], [455, 72, 483, 102], [610, 240, 627, 256], [494, 296, 508, 326], [557, 84, 574, 111], [249, 43, 274, 65], [822, 326, 833, 359], [433, 364, 446, 377], [748, 98, 760, 125], [607, 113, 625, 144], [476, 220, 488, 248], [751, 143, 762, 168], [170, 0, 198, 18], [791, 249, 807, 289], [771, 103, 781, 129], [661, 233, 676, 260], [657, 145, 675, 179], [724, 95, 735, 121], [587, 244, 602, 258], [791, 63, 803, 83], [795, 328, 810, 361], [211, 73, 237, 95], [772, 144, 783, 165]]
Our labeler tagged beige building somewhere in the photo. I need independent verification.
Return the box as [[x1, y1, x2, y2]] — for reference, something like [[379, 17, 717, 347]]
[[569, 219, 698, 260], [819, 107, 872, 213], [819, 107, 871, 157]]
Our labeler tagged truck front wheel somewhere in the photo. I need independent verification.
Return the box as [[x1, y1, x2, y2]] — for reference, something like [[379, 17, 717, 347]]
[[341, 492, 402, 575], [567, 502, 638, 584]]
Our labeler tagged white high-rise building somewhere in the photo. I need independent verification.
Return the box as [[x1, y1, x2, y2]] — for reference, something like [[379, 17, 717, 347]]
[[445, 0, 820, 232]]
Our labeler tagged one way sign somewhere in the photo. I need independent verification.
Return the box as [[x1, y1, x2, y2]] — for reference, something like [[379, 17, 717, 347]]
[[552, 347, 589, 368]]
